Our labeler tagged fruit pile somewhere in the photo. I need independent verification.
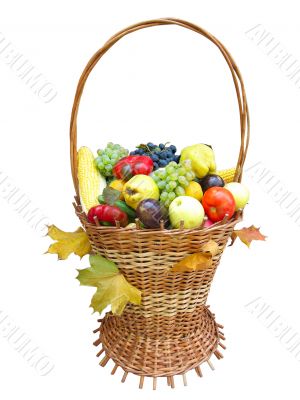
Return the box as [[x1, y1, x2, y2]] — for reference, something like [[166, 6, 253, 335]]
[[77, 142, 250, 229], [152, 160, 195, 208]]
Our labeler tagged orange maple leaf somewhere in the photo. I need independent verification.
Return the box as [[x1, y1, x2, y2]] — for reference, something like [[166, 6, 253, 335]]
[[230, 225, 266, 247]]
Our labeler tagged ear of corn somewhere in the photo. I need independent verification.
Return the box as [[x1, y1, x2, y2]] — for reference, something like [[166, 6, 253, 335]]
[[216, 168, 236, 183], [78, 146, 107, 213]]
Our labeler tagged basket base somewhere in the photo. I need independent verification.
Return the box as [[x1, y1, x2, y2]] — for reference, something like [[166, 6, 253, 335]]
[[93, 306, 226, 389]]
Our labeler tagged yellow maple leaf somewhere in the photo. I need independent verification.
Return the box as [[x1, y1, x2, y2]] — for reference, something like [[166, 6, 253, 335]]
[[77, 255, 141, 315], [171, 252, 212, 272], [90, 274, 141, 315], [201, 239, 219, 256], [46, 225, 91, 260], [171, 240, 219, 272]]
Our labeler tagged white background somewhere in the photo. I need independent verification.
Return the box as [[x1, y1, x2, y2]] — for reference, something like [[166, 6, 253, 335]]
[[1, 0, 299, 398]]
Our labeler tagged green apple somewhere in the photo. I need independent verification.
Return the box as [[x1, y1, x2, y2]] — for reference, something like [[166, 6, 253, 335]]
[[225, 182, 250, 210], [169, 196, 204, 229]]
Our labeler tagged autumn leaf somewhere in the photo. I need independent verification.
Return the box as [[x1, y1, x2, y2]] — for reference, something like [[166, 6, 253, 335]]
[[171, 240, 219, 273], [230, 225, 267, 247], [77, 255, 141, 315], [201, 239, 219, 256], [90, 274, 141, 315], [103, 187, 121, 205], [77, 254, 118, 284], [171, 253, 213, 272], [46, 225, 91, 260]]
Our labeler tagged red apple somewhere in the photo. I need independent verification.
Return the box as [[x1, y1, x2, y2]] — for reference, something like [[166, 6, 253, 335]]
[[202, 187, 236, 222]]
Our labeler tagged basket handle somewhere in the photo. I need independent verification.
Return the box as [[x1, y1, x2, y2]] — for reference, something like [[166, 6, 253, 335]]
[[70, 18, 250, 196]]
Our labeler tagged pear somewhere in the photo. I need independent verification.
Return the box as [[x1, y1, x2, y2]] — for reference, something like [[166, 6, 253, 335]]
[[180, 144, 216, 178]]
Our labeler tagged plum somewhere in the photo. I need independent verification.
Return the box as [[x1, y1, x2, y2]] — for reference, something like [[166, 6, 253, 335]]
[[136, 199, 168, 228], [200, 174, 224, 193]]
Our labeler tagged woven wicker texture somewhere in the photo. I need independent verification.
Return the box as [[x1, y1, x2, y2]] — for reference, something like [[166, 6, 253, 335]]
[[69, 18, 250, 384], [93, 306, 226, 388], [76, 206, 241, 319], [99, 306, 220, 377]]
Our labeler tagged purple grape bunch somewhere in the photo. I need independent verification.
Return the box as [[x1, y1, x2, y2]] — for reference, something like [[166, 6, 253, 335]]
[[130, 142, 180, 170]]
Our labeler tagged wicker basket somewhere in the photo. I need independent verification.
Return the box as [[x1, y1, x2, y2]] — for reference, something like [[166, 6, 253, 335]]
[[70, 18, 249, 389]]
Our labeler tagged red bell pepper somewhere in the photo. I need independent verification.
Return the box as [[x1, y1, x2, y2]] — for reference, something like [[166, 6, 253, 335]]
[[113, 155, 153, 180], [87, 205, 128, 227]]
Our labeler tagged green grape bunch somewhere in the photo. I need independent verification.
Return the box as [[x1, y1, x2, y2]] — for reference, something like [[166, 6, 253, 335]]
[[152, 160, 196, 208], [95, 142, 128, 177]]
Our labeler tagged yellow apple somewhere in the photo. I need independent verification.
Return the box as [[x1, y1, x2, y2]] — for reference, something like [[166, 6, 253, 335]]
[[225, 182, 250, 210]]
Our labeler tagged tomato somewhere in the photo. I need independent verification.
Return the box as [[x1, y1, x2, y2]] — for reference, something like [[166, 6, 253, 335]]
[[202, 187, 236, 222]]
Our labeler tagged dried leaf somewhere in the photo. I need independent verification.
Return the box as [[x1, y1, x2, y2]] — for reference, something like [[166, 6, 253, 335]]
[[137, 144, 149, 151], [171, 253, 212, 272], [103, 187, 121, 205], [46, 225, 91, 260], [171, 239, 219, 273], [77, 255, 141, 315], [230, 225, 267, 247], [201, 240, 219, 256]]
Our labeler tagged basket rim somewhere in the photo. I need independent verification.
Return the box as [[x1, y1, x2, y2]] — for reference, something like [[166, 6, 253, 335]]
[[74, 199, 243, 235]]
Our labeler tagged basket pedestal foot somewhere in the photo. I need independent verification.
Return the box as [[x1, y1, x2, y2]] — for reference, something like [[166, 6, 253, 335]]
[[93, 305, 225, 389]]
